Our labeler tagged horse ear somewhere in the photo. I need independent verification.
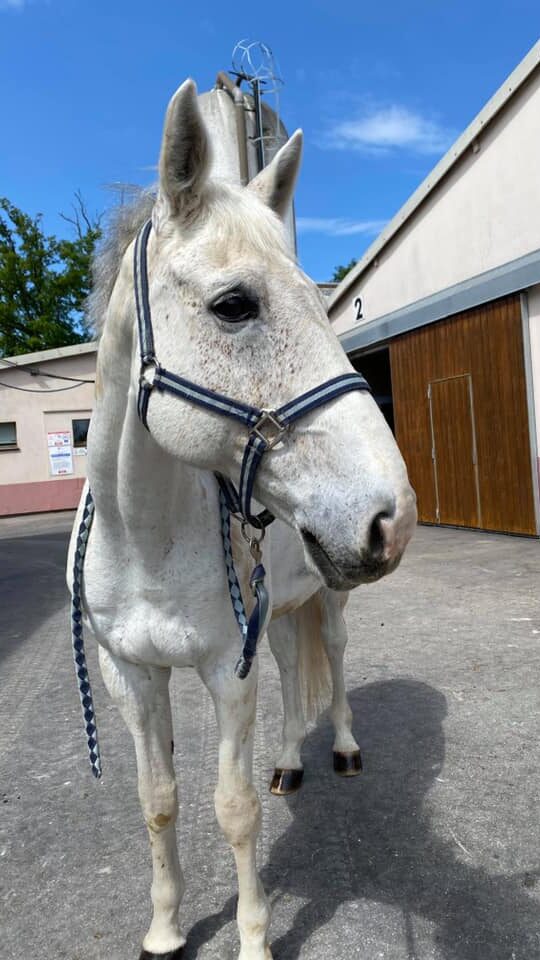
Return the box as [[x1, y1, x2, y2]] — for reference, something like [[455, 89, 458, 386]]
[[156, 79, 210, 222], [247, 129, 303, 218]]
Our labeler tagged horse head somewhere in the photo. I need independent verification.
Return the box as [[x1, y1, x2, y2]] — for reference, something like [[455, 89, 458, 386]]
[[118, 80, 417, 588]]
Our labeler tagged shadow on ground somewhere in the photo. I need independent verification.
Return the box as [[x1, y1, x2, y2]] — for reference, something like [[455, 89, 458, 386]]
[[184, 679, 540, 959], [0, 530, 71, 665]]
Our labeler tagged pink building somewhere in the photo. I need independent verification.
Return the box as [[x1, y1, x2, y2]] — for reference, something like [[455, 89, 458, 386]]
[[0, 342, 96, 516]]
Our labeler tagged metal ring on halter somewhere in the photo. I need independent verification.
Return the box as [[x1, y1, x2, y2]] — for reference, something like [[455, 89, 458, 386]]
[[139, 355, 160, 390], [241, 520, 266, 545]]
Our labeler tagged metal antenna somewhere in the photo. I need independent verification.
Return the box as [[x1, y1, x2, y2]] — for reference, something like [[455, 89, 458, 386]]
[[231, 40, 285, 171], [231, 39, 283, 89], [102, 182, 144, 207]]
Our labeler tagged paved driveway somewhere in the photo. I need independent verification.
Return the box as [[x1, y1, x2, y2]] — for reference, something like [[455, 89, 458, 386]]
[[1, 513, 539, 960]]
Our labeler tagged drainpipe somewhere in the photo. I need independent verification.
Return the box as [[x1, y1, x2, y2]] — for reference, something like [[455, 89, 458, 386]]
[[251, 77, 265, 173], [215, 71, 250, 186]]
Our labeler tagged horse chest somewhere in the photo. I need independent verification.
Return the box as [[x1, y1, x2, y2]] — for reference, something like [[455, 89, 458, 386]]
[[84, 539, 234, 668]]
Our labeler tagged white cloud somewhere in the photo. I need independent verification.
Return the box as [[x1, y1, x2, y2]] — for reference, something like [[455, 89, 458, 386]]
[[296, 217, 386, 237], [327, 105, 455, 156]]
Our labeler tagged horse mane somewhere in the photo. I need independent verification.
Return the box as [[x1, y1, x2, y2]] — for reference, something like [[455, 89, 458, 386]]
[[87, 189, 155, 336], [87, 181, 293, 337]]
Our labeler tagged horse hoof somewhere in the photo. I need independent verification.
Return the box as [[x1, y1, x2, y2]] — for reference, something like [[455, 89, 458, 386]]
[[333, 750, 362, 776], [139, 948, 184, 959], [270, 767, 304, 795]]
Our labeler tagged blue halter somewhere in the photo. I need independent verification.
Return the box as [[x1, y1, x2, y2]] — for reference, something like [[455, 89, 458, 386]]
[[134, 220, 369, 529], [71, 217, 371, 777]]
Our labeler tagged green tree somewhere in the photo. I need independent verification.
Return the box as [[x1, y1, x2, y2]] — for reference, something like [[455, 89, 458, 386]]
[[332, 258, 358, 283], [0, 192, 101, 357]]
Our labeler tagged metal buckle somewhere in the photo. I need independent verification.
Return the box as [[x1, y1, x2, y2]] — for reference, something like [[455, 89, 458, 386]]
[[251, 410, 287, 450]]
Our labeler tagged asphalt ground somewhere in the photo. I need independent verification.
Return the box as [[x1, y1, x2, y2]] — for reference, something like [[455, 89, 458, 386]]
[[1, 512, 539, 960]]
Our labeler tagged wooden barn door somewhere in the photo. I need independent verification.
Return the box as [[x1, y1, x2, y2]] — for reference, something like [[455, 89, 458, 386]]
[[390, 295, 537, 535], [429, 375, 481, 527]]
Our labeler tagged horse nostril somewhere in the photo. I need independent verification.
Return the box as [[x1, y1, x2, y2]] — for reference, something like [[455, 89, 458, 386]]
[[368, 511, 391, 562]]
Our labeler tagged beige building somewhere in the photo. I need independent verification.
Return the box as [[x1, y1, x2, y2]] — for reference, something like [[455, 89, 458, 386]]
[[328, 41, 540, 536], [0, 342, 96, 515]]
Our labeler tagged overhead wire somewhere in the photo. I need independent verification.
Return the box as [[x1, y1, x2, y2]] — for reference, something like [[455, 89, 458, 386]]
[[0, 355, 95, 389], [0, 379, 89, 393]]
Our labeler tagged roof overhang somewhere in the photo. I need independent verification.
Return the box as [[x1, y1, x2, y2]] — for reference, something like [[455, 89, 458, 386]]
[[1, 341, 98, 369], [340, 247, 540, 354]]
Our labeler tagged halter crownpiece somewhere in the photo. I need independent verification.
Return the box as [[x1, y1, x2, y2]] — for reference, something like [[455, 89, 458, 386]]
[[71, 218, 371, 777]]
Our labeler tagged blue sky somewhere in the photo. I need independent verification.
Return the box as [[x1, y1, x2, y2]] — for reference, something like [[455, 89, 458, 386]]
[[0, 1, 538, 280]]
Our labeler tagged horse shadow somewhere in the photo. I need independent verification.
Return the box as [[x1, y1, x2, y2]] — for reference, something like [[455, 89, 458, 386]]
[[184, 679, 540, 959]]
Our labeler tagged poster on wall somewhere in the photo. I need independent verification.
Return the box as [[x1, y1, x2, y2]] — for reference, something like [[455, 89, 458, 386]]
[[47, 431, 74, 476], [47, 431, 71, 449]]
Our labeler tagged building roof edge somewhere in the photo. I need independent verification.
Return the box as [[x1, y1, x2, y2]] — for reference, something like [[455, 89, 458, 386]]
[[1, 341, 98, 369], [328, 39, 540, 312]]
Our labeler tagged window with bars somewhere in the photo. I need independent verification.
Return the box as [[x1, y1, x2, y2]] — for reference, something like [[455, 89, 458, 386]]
[[72, 418, 90, 448], [0, 422, 17, 450]]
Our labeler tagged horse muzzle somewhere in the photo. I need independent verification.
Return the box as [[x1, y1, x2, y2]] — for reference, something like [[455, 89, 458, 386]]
[[301, 488, 417, 590]]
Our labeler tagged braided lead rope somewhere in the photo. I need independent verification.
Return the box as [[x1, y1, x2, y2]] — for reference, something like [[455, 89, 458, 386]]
[[218, 487, 269, 680], [71, 489, 101, 778], [219, 488, 249, 642]]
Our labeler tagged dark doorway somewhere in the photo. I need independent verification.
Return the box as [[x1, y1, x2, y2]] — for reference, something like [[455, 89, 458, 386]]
[[350, 347, 394, 433]]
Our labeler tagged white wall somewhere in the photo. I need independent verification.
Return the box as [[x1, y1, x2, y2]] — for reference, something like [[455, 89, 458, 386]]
[[331, 68, 540, 334]]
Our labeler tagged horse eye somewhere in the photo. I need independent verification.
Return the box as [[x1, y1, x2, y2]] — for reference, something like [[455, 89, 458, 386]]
[[212, 293, 259, 323]]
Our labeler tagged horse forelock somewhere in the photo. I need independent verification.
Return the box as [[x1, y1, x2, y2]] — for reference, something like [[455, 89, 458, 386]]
[[196, 181, 293, 268], [87, 180, 294, 337]]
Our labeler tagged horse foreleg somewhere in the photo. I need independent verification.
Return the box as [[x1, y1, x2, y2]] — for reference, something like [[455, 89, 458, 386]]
[[267, 615, 305, 795], [98, 647, 185, 958], [200, 657, 272, 960], [320, 590, 362, 775]]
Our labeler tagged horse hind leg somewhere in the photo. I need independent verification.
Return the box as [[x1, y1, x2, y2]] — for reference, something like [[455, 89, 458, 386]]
[[98, 647, 185, 959], [268, 593, 335, 794], [319, 589, 363, 776], [267, 612, 306, 795]]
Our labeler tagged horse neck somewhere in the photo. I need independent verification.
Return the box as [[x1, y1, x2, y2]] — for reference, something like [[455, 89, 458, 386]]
[[88, 260, 211, 550]]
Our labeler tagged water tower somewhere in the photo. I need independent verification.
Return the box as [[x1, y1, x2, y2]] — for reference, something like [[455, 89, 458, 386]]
[[197, 41, 297, 251]]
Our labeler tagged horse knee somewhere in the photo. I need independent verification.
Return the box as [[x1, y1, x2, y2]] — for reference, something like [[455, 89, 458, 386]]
[[141, 781, 178, 834], [215, 782, 261, 847]]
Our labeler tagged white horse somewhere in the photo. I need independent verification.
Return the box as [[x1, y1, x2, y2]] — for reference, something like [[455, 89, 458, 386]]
[[68, 79, 416, 960]]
